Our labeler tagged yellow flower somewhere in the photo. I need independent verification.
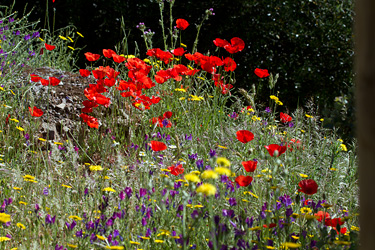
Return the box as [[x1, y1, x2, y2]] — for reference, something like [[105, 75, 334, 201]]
[[350, 226, 360, 231], [180, 43, 187, 47], [16, 126, 24, 131], [68, 46, 75, 50], [266, 246, 275, 249], [201, 170, 219, 179], [69, 216, 83, 221], [216, 157, 230, 167], [299, 174, 308, 178], [174, 88, 186, 92], [337, 139, 343, 143], [67, 244, 78, 248], [59, 35, 68, 40], [214, 167, 231, 176], [77, 31, 84, 37], [154, 240, 164, 243], [184, 173, 201, 183], [320, 118, 324, 122], [62, 184, 72, 188], [194, 205, 204, 208], [10, 118, 19, 123], [340, 144, 348, 151], [0, 213, 11, 223], [190, 95, 204, 101], [270, 95, 279, 101], [103, 187, 116, 192], [67, 36, 74, 43], [196, 183, 217, 196], [130, 241, 140, 245], [277, 101, 283, 105], [249, 226, 261, 231], [19, 201, 27, 205], [333, 240, 351, 246], [282, 242, 302, 248], [13, 187, 22, 190], [38, 138, 47, 142], [305, 114, 313, 118], [96, 235, 107, 240], [179, 97, 186, 100], [217, 145, 227, 149], [105, 246, 124, 250], [140, 236, 150, 240], [0, 237, 11, 242], [16, 222, 26, 229], [89, 165, 103, 171]]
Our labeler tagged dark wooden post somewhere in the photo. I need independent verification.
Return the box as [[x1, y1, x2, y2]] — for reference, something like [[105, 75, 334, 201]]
[[355, 0, 375, 249]]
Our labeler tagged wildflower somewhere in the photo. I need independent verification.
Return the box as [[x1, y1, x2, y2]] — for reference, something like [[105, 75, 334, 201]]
[[184, 173, 201, 183], [176, 19, 189, 30], [315, 211, 330, 222], [300, 207, 312, 214], [150, 141, 167, 151], [196, 183, 217, 196], [264, 144, 287, 157], [44, 43, 56, 51], [214, 167, 231, 176], [201, 170, 219, 179], [216, 157, 230, 167], [89, 165, 103, 171], [129, 241, 140, 245], [84, 52, 100, 61], [77, 32, 84, 37], [305, 114, 313, 118], [103, 187, 116, 192], [0, 237, 10, 242], [282, 242, 302, 248], [67, 245, 78, 248], [29, 107, 43, 117], [209, 149, 216, 158], [168, 164, 184, 176], [340, 144, 348, 151], [62, 184, 72, 188], [280, 112, 292, 123], [175, 88, 186, 92], [68, 216, 82, 221], [235, 175, 253, 187], [0, 213, 11, 223], [298, 179, 318, 195], [23, 175, 35, 181], [242, 160, 257, 172], [16, 222, 26, 229], [154, 240, 164, 243], [96, 235, 107, 240], [16, 126, 24, 131], [254, 68, 270, 78], [236, 130, 254, 143], [190, 95, 204, 101], [299, 174, 308, 178], [105, 246, 124, 250]]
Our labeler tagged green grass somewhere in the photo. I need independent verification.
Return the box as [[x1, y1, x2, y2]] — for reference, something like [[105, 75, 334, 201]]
[[0, 1, 359, 249]]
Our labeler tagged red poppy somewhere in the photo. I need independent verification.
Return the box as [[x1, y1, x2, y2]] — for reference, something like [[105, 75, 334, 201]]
[[45, 43, 56, 51], [80, 113, 99, 128], [280, 112, 292, 123], [236, 130, 254, 144], [173, 47, 186, 56], [81, 100, 98, 113], [113, 54, 126, 63], [84, 52, 100, 62], [324, 218, 344, 227], [30, 74, 41, 82], [103, 49, 116, 58], [298, 179, 318, 195], [263, 223, 277, 228], [92, 70, 106, 80], [40, 78, 49, 86], [176, 19, 189, 30], [49, 77, 60, 86], [264, 144, 287, 157], [150, 141, 167, 151], [315, 211, 330, 222], [224, 37, 245, 54], [168, 164, 184, 176], [28, 107, 43, 117], [79, 69, 91, 77], [213, 38, 229, 48], [242, 160, 257, 172], [254, 68, 270, 78], [163, 111, 173, 119], [223, 57, 237, 72], [235, 175, 253, 187]]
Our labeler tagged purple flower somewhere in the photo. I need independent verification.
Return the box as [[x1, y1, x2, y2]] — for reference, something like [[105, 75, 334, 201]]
[[9, 18, 14, 23], [65, 220, 77, 230], [24, 34, 31, 40], [43, 187, 49, 196], [265, 107, 271, 113], [124, 187, 132, 198], [209, 149, 216, 158], [230, 112, 238, 118], [55, 244, 66, 250], [45, 214, 56, 224], [139, 188, 147, 198], [191, 210, 199, 219], [196, 159, 204, 170], [24, 134, 30, 140], [142, 217, 147, 226], [185, 134, 192, 141], [222, 209, 235, 218], [288, 122, 294, 128], [188, 153, 197, 160], [228, 197, 237, 206], [35, 204, 40, 213]]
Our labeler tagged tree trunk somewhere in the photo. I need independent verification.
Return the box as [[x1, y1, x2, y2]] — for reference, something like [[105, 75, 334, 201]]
[[355, 0, 375, 249]]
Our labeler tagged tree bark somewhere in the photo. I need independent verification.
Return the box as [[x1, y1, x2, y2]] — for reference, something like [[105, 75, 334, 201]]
[[355, 0, 375, 249]]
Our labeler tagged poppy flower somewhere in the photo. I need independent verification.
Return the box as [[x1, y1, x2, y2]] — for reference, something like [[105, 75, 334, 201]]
[[324, 218, 344, 227], [315, 211, 330, 222], [84, 52, 100, 62], [280, 112, 292, 123], [235, 175, 253, 187], [79, 69, 91, 77], [224, 37, 245, 54], [223, 57, 237, 72], [150, 141, 167, 151], [112, 54, 126, 63], [172, 47, 186, 57], [40, 78, 49, 86], [80, 113, 99, 128], [103, 49, 116, 58], [242, 160, 257, 172], [298, 179, 318, 195], [168, 164, 184, 176], [264, 144, 287, 157], [213, 38, 229, 48], [30, 74, 41, 82], [254, 68, 270, 78], [236, 130, 254, 144], [176, 19, 189, 30], [29, 107, 43, 117], [45, 43, 56, 51], [163, 111, 173, 119], [49, 77, 60, 86]]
